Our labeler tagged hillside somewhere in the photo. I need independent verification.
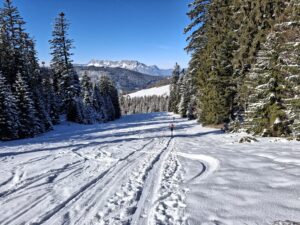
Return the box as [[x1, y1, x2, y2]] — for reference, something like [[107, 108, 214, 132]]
[[75, 66, 164, 93]]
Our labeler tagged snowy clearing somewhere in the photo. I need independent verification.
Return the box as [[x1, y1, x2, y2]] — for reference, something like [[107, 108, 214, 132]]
[[0, 112, 300, 225], [127, 85, 170, 98]]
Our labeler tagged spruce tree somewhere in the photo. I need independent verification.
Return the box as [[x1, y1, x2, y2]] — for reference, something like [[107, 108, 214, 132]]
[[99, 76, 116, 121], [41, 67, 60, 124], [0, 0, 22, 85], [107, 78, 121, 119], [178, 71, 188, 117], [80, 71, 97, 123], [168, 63, 181, 113], [14, 73, 39, 138], [0, 0, 53, 139], [185, 0, 237, 124], [50, 12, 86, 123], [179, 71, 197, 119], [92, 83, 104, 120], [241, 0, 300, 137], [0, 72, 19, 140]]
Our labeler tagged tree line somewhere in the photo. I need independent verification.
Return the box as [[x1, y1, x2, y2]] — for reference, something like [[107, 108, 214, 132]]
[[0, 0, 120, 141], [168, 63, 197, 120], [175, 0, 300, 137], [120, 95, 169, 115]]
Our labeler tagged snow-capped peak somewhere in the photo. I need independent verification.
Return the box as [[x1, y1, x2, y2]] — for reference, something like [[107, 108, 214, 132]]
[[87, 60, 171, 77]]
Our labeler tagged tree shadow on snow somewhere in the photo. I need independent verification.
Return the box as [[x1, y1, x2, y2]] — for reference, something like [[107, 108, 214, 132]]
[[0, 113, 180, 147], [0, 113, 218, 158]]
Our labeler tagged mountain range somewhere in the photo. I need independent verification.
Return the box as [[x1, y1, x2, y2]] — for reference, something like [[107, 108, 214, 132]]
[[74, 66, 165, 93], [86, 60, 172, 77]]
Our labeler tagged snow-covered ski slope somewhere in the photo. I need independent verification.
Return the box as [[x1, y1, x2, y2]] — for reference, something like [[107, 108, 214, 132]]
[[0, 112, 299, 225], [127, 85, 170, 98]]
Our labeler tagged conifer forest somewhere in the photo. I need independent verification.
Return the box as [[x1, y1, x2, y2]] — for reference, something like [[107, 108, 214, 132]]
[[171, 0, 300, 138], [0, 1, 120, 141]]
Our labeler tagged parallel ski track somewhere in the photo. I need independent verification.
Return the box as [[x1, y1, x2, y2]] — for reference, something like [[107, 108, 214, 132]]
[[0, 160, 83, 199], [93, 137, 173, 225], [30, 138, 157, 225], [129, 138, 173, 224]]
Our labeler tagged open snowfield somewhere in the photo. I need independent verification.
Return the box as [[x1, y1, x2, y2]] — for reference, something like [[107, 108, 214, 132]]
[[0, 112, 300, 225], [127, 85, 170, 98]]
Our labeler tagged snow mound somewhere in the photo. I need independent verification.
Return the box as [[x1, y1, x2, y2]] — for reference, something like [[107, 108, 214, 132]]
[[127, 85, 170, 98]]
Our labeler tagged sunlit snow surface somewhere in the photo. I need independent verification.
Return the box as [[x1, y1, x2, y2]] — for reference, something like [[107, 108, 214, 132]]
[[0, 113, 299, 225], [127, 85, 170, 98]]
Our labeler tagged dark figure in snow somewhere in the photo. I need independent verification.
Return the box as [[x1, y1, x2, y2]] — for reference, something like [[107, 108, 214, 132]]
[[222, 122, 229, 133], [169, 123, 175, 137], [221, 118, 230, 133]]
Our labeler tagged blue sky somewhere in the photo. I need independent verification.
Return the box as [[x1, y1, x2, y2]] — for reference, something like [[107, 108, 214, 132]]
[[13, 0, 191, 69]]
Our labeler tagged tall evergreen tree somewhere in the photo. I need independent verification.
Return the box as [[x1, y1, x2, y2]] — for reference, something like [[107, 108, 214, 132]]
[[49, 12, 81, 111], [49, 12, 86, 123], [0, 0, 23, 85], [241, 0, 300, 137], [80, 71, 98, 123], [0, 72, 19, 140], [40, 67, 60, 124], [99, 76, 116, 121], [168, 63, 181, 113], [92, 83, 104, 120], [0, 0, 53, 139], [179, 71, 197, 118], [185, 0, 238, 124], [107, 78, 121, 119], [14, 73, 39, 138]]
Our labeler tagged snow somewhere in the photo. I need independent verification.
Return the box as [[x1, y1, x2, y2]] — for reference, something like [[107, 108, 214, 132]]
[[127, 85, 170, 98], [0, 112, 300, 225], [274, 117, 281, 124]]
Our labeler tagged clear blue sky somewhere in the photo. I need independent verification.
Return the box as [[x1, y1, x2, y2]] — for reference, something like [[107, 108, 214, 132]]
[[13, 0, 191, 69]]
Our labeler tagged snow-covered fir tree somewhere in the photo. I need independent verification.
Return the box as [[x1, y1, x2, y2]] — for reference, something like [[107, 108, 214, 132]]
[[241, 1, 300, 137], [91, 83, 104, 121], [80, 71, 98, 123], [0, 72, 19, 140], [107, 78, 121, 120], [98, 76, 116, 121], [168, 63, 181, 113], [0, 0, 22, 85], [0, 0, 53, 140], [49, 12, 86, 123], [40, 67, 60, 125], [178, 71, 197, 119], [14, 73, 40, 138]]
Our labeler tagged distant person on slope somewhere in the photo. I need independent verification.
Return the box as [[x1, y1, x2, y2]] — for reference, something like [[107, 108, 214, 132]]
[[169, 123, 175, 137]]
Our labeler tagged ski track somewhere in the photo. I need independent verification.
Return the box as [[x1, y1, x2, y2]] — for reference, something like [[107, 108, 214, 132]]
[[25, 139, 157, 225], [143, 140, 188, 225], [2, 113, 298, 225], [43, 139, 159, 225], [176, 152, 220, 181], [92, 138, 172, 225], [0, 113, 183, 225], [0, 113, 191, 225]]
